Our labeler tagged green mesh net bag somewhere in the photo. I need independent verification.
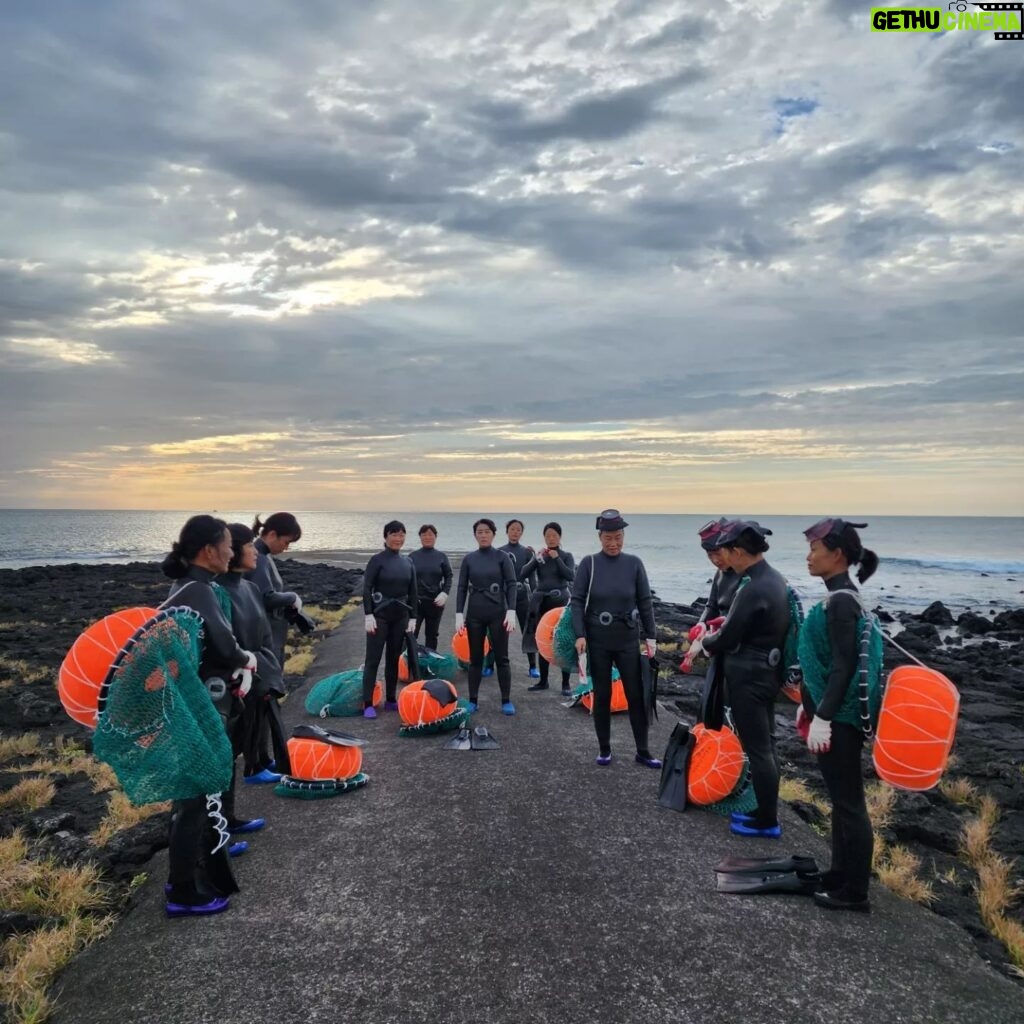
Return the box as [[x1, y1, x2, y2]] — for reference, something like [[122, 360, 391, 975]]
[[456, 651, 495, 672], [93, 608, 233, 805], [398, 698, 473, 737], [416, 647, 459, 682], [304, 669, 366, 717], [274, 771, 370, 800], [551, 607, 578, 671]]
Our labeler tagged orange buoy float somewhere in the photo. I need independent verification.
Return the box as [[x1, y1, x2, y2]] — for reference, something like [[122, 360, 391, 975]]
[[451, 631, 489, 663], [687, 723, 745, 806], [58, 607, 158, 728], [872, 665, 959, 791], [780, 680, 802, 704], [581, 678, 630, 714], [534, 607, 563, 663], [287, 736, 363, 781], [398, 679, 458, 727]]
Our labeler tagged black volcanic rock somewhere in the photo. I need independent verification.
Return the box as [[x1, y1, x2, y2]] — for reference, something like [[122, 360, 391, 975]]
[[957, 612, 993, 635], [920, 601, 955, 627]]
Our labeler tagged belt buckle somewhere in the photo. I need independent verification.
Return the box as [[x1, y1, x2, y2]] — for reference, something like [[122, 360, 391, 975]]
[[372, 591, 383, 604], [488, 583, 500, 594], [767, 648, 782, 668], [598, 611, 613, 626]]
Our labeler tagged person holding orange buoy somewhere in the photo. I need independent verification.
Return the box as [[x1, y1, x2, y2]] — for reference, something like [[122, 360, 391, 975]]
[[521, 522, 576, 696], [362, 521, 418, 719], [701, 520, 790, 838], [455, 518, 517, 714], [160, 515, 257, 918], [798, 518, 880, 913], [570, 510, 660, 769]]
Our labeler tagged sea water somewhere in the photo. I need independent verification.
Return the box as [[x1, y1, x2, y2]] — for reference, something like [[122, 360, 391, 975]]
[[1, 509, 1021, 614]]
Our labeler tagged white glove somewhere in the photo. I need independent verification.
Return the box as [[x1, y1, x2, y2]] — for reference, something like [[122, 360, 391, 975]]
[[408, 619, 417, 634], [796, 705, 808, 731], [365, 614, 377, 634], [231, 666, 253, 697], [807, 715, 832, 754], [455, 612, 465, 634], [434, 592, 448, 607], [645, 638, 657, 658], [241, 649, 257, 671], [292, 595, 303, 611], [504, 610, 517, 633]]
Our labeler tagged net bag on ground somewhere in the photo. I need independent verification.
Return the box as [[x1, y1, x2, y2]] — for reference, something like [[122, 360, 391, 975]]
[[305, 669, 382, 717]]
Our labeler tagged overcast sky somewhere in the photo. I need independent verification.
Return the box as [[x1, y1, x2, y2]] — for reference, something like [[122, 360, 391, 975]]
[[0, 0, 1021, 515]]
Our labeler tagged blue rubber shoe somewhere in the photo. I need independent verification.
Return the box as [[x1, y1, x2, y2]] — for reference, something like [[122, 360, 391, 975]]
[[482, 667, 494, 677], [363, 706, 377, 719], [165, 896, 230, 918], [596, 752, 613, 766], [229, 817, 265, 834], [730, 810, 758, 823], [528, 667, 541, 678], [383, 700, 399, 712], [501, 702, 516, 716], [729, 820, 782, 839], [228, 841, 248, 858], [243, 768, 282, 784], [466, 701, 478, 713], [635, 753, 662, 769]]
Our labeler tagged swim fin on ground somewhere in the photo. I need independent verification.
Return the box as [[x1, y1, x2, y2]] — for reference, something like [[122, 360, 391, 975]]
[[715, 869, 821, 895], [470, 726, 499, 750], [658, 722, 695, 813], [444, 727, 472, 750], [291, 724, 366, 747], [714, 854, 820, 875]]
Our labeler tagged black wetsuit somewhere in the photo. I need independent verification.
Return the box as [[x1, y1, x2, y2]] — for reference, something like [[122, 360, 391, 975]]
[[702, 558, 791, 827], [522, 547, 576, 687], [704, 568, 740, 621], [362, 549, 417, 704], [803, 572, 872, 901], [456, 547, 517, 702], [245, 538, 299, 668], [162, 566, 250, 905], [570, 552, 656, 757], [409, 546, 453, 651], [500, 541, 538, 669], [218, 572, 287, 779]]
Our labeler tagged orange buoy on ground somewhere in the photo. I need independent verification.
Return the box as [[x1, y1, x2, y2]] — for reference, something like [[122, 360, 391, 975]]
[[535, 607, 563, 663], [287, 737, 363, 781], [58, 607, 158, 728], [581, 678, 629, 713], [398, 679, 458, 727], [872, 665, 959, 791], [451, 631, 489, 663], [687, 723, 745, 806]]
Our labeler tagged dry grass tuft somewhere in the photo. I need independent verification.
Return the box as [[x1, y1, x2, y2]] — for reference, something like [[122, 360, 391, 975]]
[[975, 854, 1024, 969], [91, 792, 170, 847], [865, 781, 897, 832], [779, 776, 829, 814], [939, 776, 980, 808], [0, 778, 56, 812], [284, 647, 315, 675], [0, 657, 52, 686], [875, 844, 937, 905], [303, 602, 354, 631], [960, 811, 998, 870], [0, 733, 43, 764]]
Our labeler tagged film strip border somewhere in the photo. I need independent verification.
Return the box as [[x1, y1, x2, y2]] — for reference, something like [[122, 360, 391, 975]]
[[973, 2, 1024, 40]]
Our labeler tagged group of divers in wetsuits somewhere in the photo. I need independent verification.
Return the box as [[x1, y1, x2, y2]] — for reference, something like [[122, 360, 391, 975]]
[[157, 507, 879, 917]]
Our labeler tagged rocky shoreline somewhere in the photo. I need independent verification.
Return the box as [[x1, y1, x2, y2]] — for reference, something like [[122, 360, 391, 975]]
[[0, 561, 1021, 985]]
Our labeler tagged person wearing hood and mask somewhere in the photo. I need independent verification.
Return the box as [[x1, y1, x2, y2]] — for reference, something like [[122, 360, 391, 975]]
[[702, 520, 791, 838], [698, 518, 741, 622], [799, 518, 881, 913], [570, 510, 660, 769]]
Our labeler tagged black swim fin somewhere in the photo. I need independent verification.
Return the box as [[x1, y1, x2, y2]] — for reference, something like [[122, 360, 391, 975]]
[[658, 722, 695, 812], [641, 655, 660, 724], [291, 724, 366, 747], [444, 727, 472, 751], [470, 726, 499, 750], [715, 869, 821, 895], [713, 854, 820, 875]]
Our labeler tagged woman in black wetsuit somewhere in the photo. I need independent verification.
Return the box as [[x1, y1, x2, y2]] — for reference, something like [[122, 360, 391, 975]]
[[701, 520, 790, 838], [246, 512, 303, 670], [499, 519, 538, 678], [362, 520, 418, 719], [570, 510, 660, 768], [160, 515, 256, 917], [409, 524, 453, 652], [697, 518, 740, 621], [800, 518, 880, 913], [223, 524, 288, 791], [455, 518, 517, 714], [522, 522, 576, 697]]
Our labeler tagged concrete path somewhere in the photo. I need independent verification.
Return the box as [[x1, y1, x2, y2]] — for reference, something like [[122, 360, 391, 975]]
[[54, 606, 1023, 1024]]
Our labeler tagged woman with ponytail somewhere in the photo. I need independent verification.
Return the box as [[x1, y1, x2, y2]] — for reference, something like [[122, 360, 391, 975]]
[[160, 515, 257, 918], [246, 512, 303, 669], [799, 517, 880, 913]]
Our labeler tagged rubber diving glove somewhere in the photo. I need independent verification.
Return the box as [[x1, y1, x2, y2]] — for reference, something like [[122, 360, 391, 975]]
[[680, 624, 706, 673], [434, 592, 448, 607], [645, 638, 657, 658], [292, 595, 303, 612], [365, 614, 377, 634], [231, 666, 253, 697], [407, 619, 417, 634], [455, 612, 465, 634], [807, 715, 832, 754], [504, 610, 517, 633], [241, 649, 257, 671]]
